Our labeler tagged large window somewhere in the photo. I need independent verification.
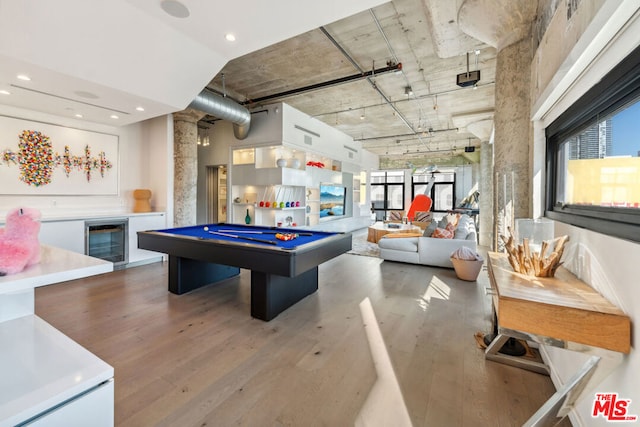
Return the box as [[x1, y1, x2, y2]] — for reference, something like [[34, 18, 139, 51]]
[[412, 172, 455, 213], [546, 44, 640, 242], [371, 170, 404, 221]]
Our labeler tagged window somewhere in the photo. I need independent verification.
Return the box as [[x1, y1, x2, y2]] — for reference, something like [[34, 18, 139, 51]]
[[412, 172, 455, 213], [371, 170, 405, 221], [546, 44, 640, 242]]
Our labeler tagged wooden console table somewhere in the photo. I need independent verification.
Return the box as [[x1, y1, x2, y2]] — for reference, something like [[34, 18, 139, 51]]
[[486, 252, 631, 426]]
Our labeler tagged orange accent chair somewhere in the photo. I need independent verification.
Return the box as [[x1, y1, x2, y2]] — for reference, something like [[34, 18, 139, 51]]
[[406, 194, 432, 221]]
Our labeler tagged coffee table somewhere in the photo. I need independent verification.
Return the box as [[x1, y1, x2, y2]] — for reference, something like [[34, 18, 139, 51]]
[[366, 222, 422, 243]]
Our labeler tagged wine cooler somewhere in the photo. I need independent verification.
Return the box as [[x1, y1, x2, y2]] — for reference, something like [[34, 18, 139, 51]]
[[85, 219, 128, 269]]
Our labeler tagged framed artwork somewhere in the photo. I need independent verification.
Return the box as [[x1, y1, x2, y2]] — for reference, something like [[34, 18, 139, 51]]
[[0, 115, 119, 195]]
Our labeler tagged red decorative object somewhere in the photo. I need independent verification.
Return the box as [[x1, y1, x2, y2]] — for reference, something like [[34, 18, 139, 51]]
[[306, 161, 325, 168]]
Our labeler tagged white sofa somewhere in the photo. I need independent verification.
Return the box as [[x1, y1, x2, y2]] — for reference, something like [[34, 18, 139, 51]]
[[377, 214, 477, 268]]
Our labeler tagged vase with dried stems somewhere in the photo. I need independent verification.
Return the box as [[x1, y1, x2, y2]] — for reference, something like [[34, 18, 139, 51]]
[[500, 227, 569, 278]]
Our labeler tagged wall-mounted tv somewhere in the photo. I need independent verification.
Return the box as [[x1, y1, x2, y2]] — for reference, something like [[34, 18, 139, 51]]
[[319, 184, 346, 219]]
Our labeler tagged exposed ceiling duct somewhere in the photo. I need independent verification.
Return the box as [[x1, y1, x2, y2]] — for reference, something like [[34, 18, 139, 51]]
[[188, 90, 251, 139]]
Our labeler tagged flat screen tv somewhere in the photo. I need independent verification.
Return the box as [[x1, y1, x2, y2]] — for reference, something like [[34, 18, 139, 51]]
[[319, 184, 346, 219]]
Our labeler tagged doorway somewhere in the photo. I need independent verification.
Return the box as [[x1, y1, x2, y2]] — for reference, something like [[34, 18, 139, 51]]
[[206, 165, 227, 223]]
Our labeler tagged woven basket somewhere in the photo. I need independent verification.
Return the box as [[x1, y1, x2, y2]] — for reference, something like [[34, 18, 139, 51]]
[[450, 258, 484, 281]]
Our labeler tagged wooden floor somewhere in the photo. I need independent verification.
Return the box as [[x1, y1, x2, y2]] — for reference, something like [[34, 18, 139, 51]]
[[35, 244, 571, 426]]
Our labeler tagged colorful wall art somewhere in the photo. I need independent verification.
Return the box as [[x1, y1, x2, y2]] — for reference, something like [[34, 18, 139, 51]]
[[0, 116, 118, 195]]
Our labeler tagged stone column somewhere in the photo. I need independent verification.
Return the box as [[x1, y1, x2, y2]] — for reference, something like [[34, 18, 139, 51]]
[[459, 0, 537, 248], [172, 109, 205, 227], [493, 37, 532, 243], [479, 140, 493, 248], [467, 119, 494, 248]]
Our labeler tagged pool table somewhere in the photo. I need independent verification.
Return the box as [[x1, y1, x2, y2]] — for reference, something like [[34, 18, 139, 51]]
[[137, 223, 352, 321]]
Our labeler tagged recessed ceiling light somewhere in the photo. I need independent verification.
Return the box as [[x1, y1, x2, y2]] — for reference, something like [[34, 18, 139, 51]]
[[0, 89, 10, 95], [136, 106, 145, 112], [75, 113, 83, 118], [17, 74, 31, 81], [110, 114, 119, 119], [160, 0, 190, 18], [225, 33, 236, 42]]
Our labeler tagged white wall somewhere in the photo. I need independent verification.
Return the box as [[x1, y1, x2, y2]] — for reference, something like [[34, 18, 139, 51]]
[[142, 115, 174, 223], [531, 2, 640, 425], [0, 105, 172, 222]]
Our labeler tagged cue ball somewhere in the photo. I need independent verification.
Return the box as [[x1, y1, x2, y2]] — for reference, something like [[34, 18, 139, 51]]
[[204, 226, 209, 231]]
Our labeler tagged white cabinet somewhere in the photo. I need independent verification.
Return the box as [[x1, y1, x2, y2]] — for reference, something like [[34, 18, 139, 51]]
[[24, 379, 114, 427], [0, 316, 114, 427], [39, 221, 85, 253], [231, 185, 306, 227], [230, 139, 353, 228], [128, 213, 166, 265], [231, 147, 309, 227], [0, 247, 114, 427], [38, 213, 166, 267]]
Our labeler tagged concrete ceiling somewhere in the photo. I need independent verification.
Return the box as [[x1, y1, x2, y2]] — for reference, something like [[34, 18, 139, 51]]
[[0, 0, 505, 169], [205, 0, 498, 168]]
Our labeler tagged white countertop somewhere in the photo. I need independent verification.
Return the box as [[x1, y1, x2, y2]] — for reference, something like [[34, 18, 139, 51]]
[[0, 245, 113, 295], [0, 245, 114, 425], [0, 315, 114, 426], [0, 210, 165, 224]]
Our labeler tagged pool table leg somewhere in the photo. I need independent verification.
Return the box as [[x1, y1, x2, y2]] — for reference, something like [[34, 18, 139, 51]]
[[250, 267, 319, 321], [168, 255, 240, 295]]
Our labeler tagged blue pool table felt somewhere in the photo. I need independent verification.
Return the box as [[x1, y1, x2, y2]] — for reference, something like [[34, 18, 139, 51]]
[[155, 224, 334, 249]]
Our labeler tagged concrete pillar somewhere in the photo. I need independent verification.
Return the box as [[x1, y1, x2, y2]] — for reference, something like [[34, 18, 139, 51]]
[[172, 109, 206, 227], [479, 140, 494, 248], [467, 119, 494, 248], [459, 0, 537, 248], [493, 37, 532, 244]]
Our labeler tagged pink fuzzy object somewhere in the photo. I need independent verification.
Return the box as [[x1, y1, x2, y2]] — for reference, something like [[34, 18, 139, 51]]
[[0, 207, 41, 276]]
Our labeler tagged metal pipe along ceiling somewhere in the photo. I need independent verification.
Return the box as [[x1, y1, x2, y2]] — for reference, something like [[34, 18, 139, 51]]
[[189, 90, 251, 139], [319, 25, 421, 143]]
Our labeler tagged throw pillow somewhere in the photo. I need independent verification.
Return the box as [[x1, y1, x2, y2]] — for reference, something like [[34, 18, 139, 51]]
[[438, 213, 461, 229], [454, 215, 472, 240], [414, 211, 432, 222], [432, 227, 454, 239], [423, 220, 438, 237], [388, 211, 403, 221]]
